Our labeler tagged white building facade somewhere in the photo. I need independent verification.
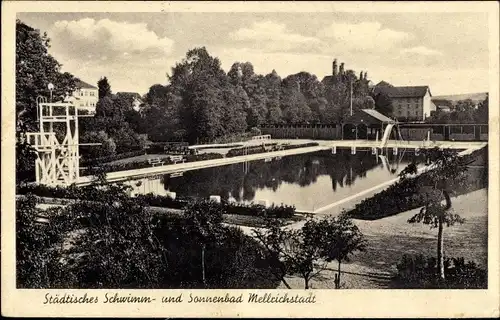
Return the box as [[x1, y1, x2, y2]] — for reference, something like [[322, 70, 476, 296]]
[[65, 80, 99, 114], [373, 83, 436, 122]]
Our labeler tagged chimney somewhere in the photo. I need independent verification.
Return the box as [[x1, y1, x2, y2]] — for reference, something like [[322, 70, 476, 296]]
[[339, 62, 345, 76], [359, 71, 363, 80], [364, 71, 368, 80], [332, 59, 338, 76]]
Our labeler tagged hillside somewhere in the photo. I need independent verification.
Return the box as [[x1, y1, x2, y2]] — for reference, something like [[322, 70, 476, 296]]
[[432, 92, 488, 104]]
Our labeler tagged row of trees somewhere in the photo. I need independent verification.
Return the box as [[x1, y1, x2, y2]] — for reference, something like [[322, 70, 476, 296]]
[[427, 96, 488, 124], [137, 48, 380, 144], [16, 19, 386, 163]]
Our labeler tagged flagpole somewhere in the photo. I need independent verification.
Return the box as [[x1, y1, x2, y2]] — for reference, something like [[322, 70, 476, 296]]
[[350, 80, 353, 116]]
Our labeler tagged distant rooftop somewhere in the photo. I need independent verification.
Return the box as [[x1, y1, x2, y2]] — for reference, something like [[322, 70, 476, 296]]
[[373, 84, 431, 98], [75, 79, 97, 89]]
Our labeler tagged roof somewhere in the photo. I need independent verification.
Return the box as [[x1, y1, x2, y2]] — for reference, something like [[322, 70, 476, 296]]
[[375, 80, 393, 87], [361, 109, 395, 123], [75, 79, 97, 89], [343, 109, 396, 125], [373, 85, 431, 98]]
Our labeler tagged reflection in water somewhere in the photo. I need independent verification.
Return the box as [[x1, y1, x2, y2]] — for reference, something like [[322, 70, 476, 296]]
[[124, 148, 436, 211]]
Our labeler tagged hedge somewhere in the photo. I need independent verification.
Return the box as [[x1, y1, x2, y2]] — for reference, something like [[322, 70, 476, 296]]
[[226, 142, 319, 158], [17, 185, 296, 219], [392, 254, 487, 289]]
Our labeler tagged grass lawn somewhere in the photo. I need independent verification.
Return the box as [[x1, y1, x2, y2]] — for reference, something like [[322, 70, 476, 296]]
[[223, 213, 305, 228], [279, 188, 488, 289]]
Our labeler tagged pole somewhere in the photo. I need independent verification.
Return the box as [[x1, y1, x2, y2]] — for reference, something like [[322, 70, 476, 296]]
[[350, 80, 353, 116]]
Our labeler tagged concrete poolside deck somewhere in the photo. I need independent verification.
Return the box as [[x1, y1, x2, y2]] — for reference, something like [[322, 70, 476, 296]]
[[76, 139, 486, 186]]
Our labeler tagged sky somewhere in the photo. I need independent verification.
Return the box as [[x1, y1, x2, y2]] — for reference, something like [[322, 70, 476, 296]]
[[18, 12, 490, 96]]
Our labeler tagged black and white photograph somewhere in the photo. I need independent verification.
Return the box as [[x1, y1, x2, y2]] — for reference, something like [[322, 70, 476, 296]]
[[2, 1, 499, 318]]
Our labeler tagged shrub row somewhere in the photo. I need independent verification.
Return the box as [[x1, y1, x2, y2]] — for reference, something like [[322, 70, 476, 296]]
[[17, 185, 296, 219], [282, 142, 319, 150], [393, 254, 487, 289], [184, 152, 224, 162], [133, 193, 295, 218], [346, 147, 488, 220], [226, 142, 319, 158]]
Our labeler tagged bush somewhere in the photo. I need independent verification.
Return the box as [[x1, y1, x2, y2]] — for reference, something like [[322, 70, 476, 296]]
[[184, 152, 224, 162], [392, 254, 487, 289]]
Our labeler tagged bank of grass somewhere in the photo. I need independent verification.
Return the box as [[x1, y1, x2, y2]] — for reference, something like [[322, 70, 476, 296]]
[[346, 147, 487, 220], [353, 188, 487, 286], [276, 189, 488, 289]]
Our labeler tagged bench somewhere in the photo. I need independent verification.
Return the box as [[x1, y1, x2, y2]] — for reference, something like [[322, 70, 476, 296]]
[[147, 158, 165, 167], [169, 155, 186, 164]]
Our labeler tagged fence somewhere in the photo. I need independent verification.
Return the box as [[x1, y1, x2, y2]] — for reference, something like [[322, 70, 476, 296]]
[[261, 124, 342, 140], [260, 123, 488, 142]]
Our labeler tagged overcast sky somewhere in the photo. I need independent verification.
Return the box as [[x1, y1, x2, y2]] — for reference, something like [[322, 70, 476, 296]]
[[18, 12, 489, 96]]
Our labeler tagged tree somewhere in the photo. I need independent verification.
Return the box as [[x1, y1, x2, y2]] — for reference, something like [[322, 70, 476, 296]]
[[253, 217, 330, 289], [183, 200, 224, 287], [312, 213, 366, 288], [371, 91, 393, 117], [16, 137, 37, 184], [142, 84, 183, 141], [400, 148, 468, 280], [16, 20, 78, 131], [80, 130, 116, 159], [475, 94, 488, 123], [97, 77, 112, 99], [264, 70, 283, 124]]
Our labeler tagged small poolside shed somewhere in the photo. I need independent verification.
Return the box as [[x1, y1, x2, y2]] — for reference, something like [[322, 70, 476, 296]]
[[342, 109, 396, 140]]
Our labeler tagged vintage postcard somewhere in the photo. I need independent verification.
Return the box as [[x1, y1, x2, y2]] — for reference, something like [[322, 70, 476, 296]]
[[2, 1, 499, 318]]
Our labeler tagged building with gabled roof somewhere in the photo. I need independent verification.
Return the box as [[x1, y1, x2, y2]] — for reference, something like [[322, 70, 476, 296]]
[[65, 78, 98, 114], [372, 81, 435, 122]]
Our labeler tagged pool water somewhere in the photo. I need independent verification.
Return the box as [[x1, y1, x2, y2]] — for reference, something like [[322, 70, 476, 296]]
[[125, 149, 428, 212]]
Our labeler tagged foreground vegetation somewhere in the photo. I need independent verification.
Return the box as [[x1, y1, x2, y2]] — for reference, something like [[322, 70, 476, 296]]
[[17, 179, 366, 289]]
